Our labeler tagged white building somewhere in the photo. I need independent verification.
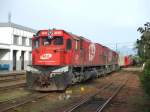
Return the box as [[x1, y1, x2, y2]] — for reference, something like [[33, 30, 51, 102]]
[[0, 22, 36, 71]]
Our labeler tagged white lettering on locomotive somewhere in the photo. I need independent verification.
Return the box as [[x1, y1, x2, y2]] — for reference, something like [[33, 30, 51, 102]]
[[89, 43, 96, 61], [54, 31, 62, 35], [41, 31, 48, 35], [40, 53, 52, 60]]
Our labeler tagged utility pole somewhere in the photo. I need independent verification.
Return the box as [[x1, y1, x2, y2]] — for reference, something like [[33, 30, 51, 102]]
[[8, 12, 11, 26], [115, 43, 118, 52]]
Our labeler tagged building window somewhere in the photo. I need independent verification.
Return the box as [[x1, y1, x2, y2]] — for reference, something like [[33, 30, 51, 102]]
[[22, 37, 27, 46], [13, 35, 19, 45], [29, 38, 32, 46]]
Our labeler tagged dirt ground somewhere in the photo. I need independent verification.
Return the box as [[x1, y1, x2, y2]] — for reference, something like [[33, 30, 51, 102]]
[[104, 69, 150, 112], [6, 71, 127, 112], [4, 68, 150, 112]]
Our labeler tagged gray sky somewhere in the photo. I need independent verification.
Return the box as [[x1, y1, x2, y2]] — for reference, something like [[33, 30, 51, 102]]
[[0, 0, 149, 52]]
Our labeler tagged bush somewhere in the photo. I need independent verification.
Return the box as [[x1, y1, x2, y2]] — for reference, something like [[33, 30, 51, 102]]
[[140, 60, 150, 96]]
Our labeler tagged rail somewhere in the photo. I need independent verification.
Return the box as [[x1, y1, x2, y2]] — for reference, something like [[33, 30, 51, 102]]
[[0, 93, 48, 112], [64, 77, 128, 112]]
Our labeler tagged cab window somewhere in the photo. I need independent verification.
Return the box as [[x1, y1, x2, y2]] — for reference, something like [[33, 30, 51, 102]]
[[33, 38, 39, 49], [80, 39, 83, 49], [66, 39, 72, 50], [53, 36, 63, 45], [42, 37, 51, 46]]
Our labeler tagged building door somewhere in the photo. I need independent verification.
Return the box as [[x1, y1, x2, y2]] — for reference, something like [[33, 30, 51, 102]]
[[13, 50, 17, 70], [21, 51, 25, 70]]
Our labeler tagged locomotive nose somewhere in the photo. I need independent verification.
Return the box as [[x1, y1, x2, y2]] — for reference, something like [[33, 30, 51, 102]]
[[35, 48, 65, 66]]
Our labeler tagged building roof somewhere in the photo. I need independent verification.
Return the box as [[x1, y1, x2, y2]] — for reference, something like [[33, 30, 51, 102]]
[[0, 22, 37, 33]]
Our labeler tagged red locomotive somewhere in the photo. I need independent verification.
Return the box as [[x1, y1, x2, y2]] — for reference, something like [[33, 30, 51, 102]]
[[26, 29, 119, 91]]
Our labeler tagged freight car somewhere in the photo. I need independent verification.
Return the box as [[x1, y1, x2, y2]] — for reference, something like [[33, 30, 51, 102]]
[[119, 55, 133, 67], [26, 29, 119, 91]]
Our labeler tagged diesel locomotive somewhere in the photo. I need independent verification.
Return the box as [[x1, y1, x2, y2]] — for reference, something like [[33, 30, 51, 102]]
[[26, 29, 119, 91]]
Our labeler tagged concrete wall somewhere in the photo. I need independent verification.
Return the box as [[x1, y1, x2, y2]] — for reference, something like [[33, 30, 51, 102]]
[[0, 27, 12, 44]]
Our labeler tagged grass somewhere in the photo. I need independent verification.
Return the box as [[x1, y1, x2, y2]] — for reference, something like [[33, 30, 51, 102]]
[[140, 60, 150, 96], [138, 60, 150, 112]]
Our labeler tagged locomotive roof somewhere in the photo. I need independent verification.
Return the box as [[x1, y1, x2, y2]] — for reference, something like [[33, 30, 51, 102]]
[[95, 42, 116, 53], [36, 29, 92, 42], [36, 29, 117, 53], [57, 29, 117, 53], [65, 31, 91, 42]]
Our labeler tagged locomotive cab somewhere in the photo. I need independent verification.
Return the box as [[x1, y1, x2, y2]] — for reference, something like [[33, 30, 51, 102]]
[[32, 30, 68, 66], [27, 29, 74, 91]]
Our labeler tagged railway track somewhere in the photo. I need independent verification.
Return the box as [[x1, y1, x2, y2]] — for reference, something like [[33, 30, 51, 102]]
[[0, 83, 114, 112], [0, 92, 49, 112], [0, 77, 25, 83], [0, 73, 25, 83], [0, 72, 129, 112], [63, 77, 128, 112], [0, 83, 26, 91], [0, 80, 114, 112], [0, 73, 26, 91]]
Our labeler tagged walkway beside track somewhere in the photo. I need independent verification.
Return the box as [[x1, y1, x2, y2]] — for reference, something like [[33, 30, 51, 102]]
[[0, 71, 25, 76]]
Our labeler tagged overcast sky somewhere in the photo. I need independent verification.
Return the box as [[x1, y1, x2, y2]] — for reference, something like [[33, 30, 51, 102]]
[[0, 0, 149, 52]]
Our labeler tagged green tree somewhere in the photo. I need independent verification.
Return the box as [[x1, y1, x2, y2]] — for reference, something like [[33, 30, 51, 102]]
[[137, 22, 150, 62], [137, 22, 150, 97]]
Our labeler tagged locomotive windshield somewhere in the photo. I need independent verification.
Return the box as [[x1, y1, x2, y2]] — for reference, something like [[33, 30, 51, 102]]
[[53, 36, 63, 45], [42, 36, 63, 46], [42, 36, 51, 46], [33, 36, 63, 48], [33, 38, 39, 49]]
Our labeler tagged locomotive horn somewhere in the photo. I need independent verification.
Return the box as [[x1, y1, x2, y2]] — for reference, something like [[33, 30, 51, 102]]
[[48, 28, 52, 39]]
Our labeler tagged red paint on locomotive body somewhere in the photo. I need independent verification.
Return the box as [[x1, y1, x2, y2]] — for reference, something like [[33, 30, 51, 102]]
[[32, 30, 67, 66], [32, 29, 118, 67], [27, 29, 119, 91]]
